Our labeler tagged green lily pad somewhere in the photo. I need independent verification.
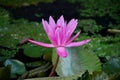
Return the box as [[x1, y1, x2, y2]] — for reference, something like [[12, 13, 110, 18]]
[[52, 47, 101, 76], [4, 59, 26, 78], [24, 45, 44, 58]]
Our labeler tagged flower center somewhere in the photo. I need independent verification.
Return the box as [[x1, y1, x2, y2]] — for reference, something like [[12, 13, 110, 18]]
[[57, 26, 61, 28], [55, 26, 61, 30]]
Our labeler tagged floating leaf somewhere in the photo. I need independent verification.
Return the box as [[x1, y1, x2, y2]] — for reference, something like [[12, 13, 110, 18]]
[[24, 45, 44, 58], [52, 47, 101, 76], [4, 59, 26, 78], [79, 37, 120, 57]]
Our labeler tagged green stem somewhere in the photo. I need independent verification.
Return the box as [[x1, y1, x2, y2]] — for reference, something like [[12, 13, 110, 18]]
[[49, 54, 59, 77]]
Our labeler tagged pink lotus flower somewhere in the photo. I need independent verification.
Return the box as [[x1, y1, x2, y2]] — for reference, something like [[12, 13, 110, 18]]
[[28, 16, 90, 57]]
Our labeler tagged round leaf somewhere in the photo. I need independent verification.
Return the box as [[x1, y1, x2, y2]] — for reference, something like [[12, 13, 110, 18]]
[[24, 45, 43, 58], [4, 59, 26, 78], [52, 47, 101, 76]]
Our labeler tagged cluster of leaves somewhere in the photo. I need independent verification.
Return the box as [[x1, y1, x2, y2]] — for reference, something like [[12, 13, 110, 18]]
[[65, 0, 120, 19], [0, 1, 120, 79], [0, 7, 49, 48], [0, 7, 10, 27], [0, 0, 55, 7], [79, 0, 120, 18], [88, 36, 120, 57], [66, 0, 120, 21], [0, 7, 52, 80], [77, 19, 103, 36], [78, 0, 120, 34], [0, 49, 17, 61], [0, 7, 50, 68], [0, 58, 52, 79], [65, 0, 120, 36]]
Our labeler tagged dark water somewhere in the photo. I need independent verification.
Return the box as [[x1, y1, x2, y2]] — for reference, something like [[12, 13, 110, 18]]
[[2, 1, 79, 22]]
